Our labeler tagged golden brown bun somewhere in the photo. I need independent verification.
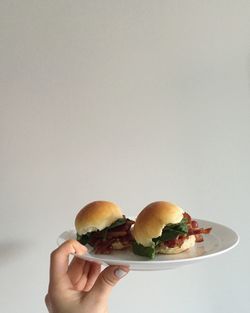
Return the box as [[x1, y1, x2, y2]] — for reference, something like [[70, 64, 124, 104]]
[[132, 201, 184, 247], [156, 235, 196, 254], [75, 201, 123, 235]]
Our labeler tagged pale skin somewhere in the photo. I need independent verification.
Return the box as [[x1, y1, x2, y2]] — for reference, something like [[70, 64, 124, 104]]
[[45, 240, 129, 313]]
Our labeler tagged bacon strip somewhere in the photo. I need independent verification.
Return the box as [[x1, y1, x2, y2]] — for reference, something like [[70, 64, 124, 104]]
[[188, 227, 212, 235], [163, 213, 212, 248], [165, 236, 186, 248], [107, 231, 127, 238], [195, 234, 204, 242], [91, 218, 135, 254]]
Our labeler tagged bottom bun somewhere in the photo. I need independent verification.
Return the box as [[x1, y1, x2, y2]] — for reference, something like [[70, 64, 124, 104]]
[[111, 240, 131, 250], [156, 235, 196, 255]]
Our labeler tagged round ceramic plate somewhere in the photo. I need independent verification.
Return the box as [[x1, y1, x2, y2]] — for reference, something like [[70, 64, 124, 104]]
[[57, 219, 239, 271]]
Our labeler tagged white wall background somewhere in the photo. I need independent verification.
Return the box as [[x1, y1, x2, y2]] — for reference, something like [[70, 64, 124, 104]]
[[1, 1, 249, 312]]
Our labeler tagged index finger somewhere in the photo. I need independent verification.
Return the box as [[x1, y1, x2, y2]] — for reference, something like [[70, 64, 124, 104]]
[[50, 240, 87, 285]]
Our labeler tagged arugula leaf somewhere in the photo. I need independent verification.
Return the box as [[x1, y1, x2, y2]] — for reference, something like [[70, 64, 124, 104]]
[[153, 217, 188, 245], [77, 232, 91, 245], [108, 218, 127, 229], [76, 218, 127, 245], [132, 242, 155, 259]]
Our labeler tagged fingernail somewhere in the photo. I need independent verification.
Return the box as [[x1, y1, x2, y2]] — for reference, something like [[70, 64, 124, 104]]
[[115, 268, 128, 279]]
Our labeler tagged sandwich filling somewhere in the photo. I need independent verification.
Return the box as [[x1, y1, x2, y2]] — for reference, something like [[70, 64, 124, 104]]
[[77, 217, 134, 254], [132, 212, 212, 259]]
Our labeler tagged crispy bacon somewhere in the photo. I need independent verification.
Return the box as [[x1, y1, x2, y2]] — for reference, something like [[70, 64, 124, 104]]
[[163, 213, 212, 248], [188, 227, 212, 235], [91, 218, 135, 254], [165, 236, 186, 248], [191, 220, 199, 228], [94, 238, 116, 254], [107, 231, 127, 238], [113, 219, 134, 232], [185, 213, 212, 243], [183, 212, 192, 223], [195, 234, 204, 242]]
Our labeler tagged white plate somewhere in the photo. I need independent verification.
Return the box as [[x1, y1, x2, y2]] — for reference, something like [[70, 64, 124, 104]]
[[57, 219, 239, 271]]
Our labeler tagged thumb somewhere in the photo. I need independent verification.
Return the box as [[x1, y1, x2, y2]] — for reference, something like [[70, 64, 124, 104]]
[[91, 265, 129, 300]]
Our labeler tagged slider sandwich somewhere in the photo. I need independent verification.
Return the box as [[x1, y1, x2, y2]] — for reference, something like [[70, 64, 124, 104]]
[[132, 201, 211, 259], [75, 201, 134, 254]]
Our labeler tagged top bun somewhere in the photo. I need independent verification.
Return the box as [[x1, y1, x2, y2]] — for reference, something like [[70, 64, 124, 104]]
[[132, 201, 184, 247], [75, 201, 123, 235]]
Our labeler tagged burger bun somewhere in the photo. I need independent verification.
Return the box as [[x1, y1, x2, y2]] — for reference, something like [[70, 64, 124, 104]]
[[75, 201, 123, 235]]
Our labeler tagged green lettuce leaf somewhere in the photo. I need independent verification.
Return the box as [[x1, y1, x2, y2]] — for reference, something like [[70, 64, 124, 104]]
[[76, 217, 127, 245], [77, 232, 91, 245], [153, 217, 188, 245], [108, 217, 127, 229], [132, 242, 155, 259]]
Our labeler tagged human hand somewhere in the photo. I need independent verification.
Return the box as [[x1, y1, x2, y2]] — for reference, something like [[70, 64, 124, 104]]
[[45, 240, 129, 313]]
